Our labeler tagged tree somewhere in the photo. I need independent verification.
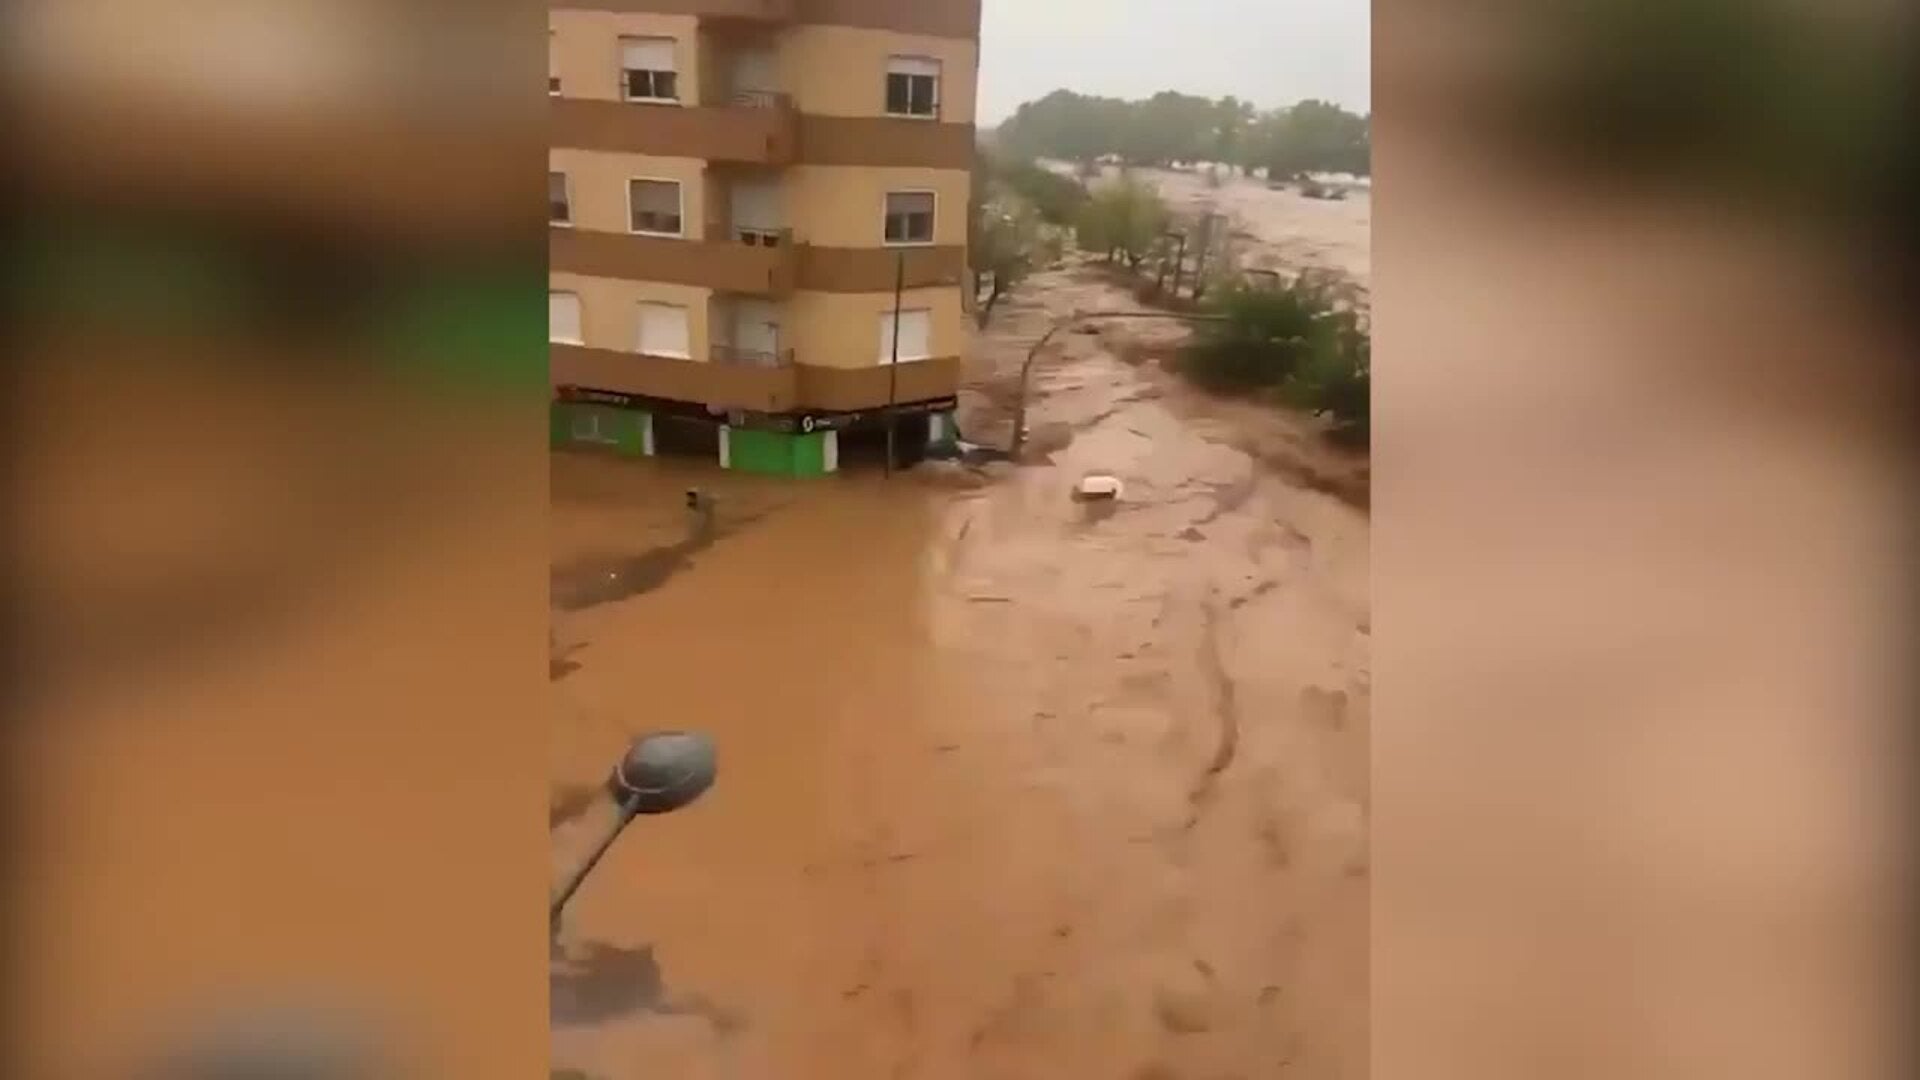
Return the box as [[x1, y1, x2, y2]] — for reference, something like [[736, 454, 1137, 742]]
[[1259, 100, 1371, 179], [1211, 96, 1258, 171], [970, 197, 1055, 327], [996, 89, 1369, 177], [1179, 274, 1370, 445], [1076, 176, 1169, 271], [979, 150, 1090, 227]]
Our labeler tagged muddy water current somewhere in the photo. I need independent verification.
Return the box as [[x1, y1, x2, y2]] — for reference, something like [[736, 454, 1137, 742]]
[[550, 265, 1369, 1080]]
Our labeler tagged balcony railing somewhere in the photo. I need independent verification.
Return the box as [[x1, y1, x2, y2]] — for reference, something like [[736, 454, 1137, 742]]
[[710, 344, 794, 368], [550, 94, 796, 164], [687, 0, 796, 22], [729, 89, 790, 110], [733, 225, 790, 248]]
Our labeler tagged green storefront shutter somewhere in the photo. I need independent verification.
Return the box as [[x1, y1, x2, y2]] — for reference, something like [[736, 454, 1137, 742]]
[[727, 429, 791, 475], [612, 410, 647, 458], [790, 432, 828, 477]]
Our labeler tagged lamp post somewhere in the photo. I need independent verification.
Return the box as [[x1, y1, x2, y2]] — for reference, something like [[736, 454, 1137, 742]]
[[1007, 311, 1232, 461], [550, 731, 718, 933]]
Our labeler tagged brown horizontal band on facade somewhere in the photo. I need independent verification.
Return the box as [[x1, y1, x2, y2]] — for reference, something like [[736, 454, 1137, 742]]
[[548, 0, 981, 40], [549, 98, 971, 169], [796, 114, 975, 168], [551, 97, 799, 165], [551, 344, 959, 413], [551, 228, 798, 294], [550, 228, 963, 293], [800, 244, 966, 292], [551, 0, 795, 21], [797, 355, 960, 412], [799, 0, 980, 39]]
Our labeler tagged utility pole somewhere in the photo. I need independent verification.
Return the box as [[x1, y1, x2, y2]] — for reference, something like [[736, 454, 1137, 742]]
[[884, 249, 904, 477], [1189, 213, 1216, 302], [1167, 232, 1190, 299]]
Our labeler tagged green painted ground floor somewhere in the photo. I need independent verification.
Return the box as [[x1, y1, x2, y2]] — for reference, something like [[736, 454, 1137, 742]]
[[550, 400, 959, 477]]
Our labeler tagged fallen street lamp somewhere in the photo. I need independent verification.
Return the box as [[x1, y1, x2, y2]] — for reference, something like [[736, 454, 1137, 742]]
[[1008, 310, 1231, 461], [550, 731, 718, 933]]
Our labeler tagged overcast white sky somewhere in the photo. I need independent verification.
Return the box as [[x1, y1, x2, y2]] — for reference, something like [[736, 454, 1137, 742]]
[[978, 0, 1370, 124]]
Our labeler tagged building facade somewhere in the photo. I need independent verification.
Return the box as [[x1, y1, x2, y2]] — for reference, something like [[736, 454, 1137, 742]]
[[548, 0, 981, 476]]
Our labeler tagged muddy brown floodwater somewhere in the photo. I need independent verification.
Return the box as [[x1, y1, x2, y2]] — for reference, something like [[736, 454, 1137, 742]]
[[550, 263, 1369, 1080]]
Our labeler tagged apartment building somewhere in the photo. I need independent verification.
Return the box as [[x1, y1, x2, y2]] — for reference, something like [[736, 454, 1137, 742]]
[[548, 0, 981, 476]]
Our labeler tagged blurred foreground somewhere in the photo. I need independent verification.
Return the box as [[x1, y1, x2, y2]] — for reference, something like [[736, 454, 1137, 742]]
[[1, 0, 1910, 1078]]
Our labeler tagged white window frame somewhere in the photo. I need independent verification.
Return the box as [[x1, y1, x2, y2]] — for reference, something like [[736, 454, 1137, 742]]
[[627, 176, 686, 239], [571, 408, 619, 446], [549, 290, 583, 345], [636, 301, 693, 359], [884, 55, 941, 120], [549, 170, 572, 227], [619, 36, 681, 105], [877, 307, 933, 364], [548, 30, 560, 96], [882, 189, 937, 247]]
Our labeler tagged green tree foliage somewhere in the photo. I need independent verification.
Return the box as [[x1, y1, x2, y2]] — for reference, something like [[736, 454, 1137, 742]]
[[968, 147, 1070, 327], [1076, 176, 1170, 271], [980, 151, 1090, 227], [1254, 99, 1371, 180], [1180, 275, 1369, 445], [970, 197, 1057, 327], [999, 90, 1370, 176]]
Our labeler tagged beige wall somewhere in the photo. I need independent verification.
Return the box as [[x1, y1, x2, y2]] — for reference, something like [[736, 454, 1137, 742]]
[[550, 271, 963, 372], [550, 150, 710, 237], [548, 153, 969, 253], [549, 16, 978, 122], [549, 10, 700, 103], [779, 26, 978, 123], [550, 272, 713, 357], [784, 165, 969, 247], [788, 287, 965, 369]]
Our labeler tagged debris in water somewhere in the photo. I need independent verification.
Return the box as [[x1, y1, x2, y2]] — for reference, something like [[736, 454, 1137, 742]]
[[1074, 474, 1125, 501]]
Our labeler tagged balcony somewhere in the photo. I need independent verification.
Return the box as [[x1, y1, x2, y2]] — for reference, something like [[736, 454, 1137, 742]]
[[797, 358, 962, 413], [548, 226, 797, 296], [711, 344, 795, 369], [549, 93, 797, 165], [563, 0, 793, 19], [551, 347, 962, 417], [691, 0, 795, 21], [551, 344, 797, 414]]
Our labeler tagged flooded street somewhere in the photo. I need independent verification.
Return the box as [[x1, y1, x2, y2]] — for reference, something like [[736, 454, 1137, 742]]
[[550, 265, 1370, 1079]]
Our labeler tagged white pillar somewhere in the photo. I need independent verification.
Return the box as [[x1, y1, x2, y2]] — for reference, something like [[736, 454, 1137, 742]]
[[718, 425, 732, 469], [822, 430, 840, 474], [641, 412, 656, 457]]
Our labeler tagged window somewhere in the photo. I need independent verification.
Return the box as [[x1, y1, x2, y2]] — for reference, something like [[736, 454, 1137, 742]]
[[549, 31, 560, 95], [878, 308, 932, 363], [549, 171, 570, 225], [885, 56, 940, 118], [550, 291, 582, 344], [620, 37, 679, 102], [883, 191, 935, 245], [637, 303, 691, 359], [572, 408, 618, 445], [629, 179, 683, 236]]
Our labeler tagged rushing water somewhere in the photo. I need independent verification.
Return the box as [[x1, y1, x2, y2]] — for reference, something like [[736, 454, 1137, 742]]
[[549, 265, 1371, 1080]]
